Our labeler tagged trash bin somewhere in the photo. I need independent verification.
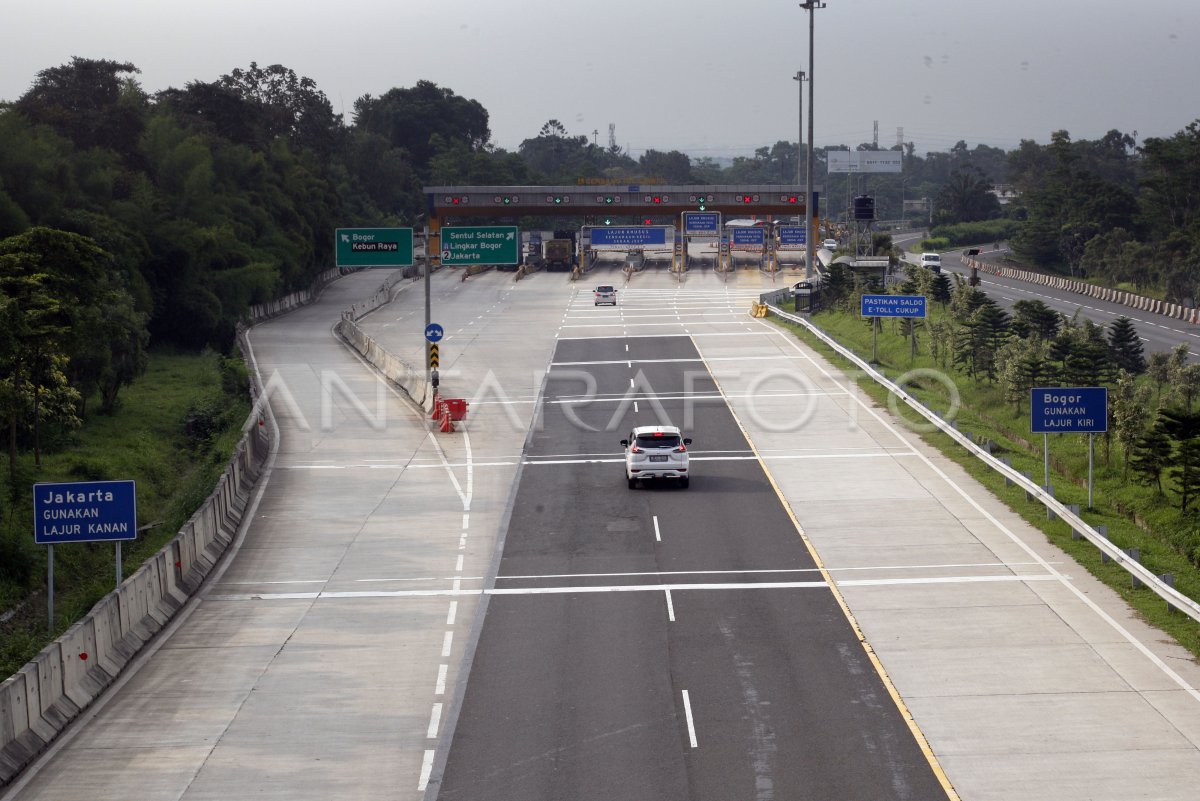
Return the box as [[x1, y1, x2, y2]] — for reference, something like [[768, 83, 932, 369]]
[[443, 398, 469, 421], [794, 282, 819, 313]]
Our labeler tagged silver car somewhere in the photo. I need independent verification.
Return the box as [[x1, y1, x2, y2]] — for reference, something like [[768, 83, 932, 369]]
[[621, 425, 691, 488]]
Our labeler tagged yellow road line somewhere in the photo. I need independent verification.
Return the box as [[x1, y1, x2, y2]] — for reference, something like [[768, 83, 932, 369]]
[[690, 333, 962, 801]]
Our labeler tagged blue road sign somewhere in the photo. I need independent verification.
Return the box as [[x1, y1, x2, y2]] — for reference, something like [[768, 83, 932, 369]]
[[778, 226, 807, 246], [1030, 387, 1108, 433], [591, 227, 668, 247], [731, 227, 765, 246], [425, 324, 444, 343], [860, 294, 927, 318], [34, 480, 137, 544], [683, 212, 720, 234]]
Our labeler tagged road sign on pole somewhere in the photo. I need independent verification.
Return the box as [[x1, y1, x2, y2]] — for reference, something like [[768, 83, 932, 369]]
[[682, 212, 721, 235], [425, 324, 444, 343], [1031, 387, 1107, 508], [860, 294, 927, 318], [34, 480, 137, 544], [441, 226, 520, 266], [429, 344, 440, 369], [777, 225, 807, 248], [335, 228, 414, 268], [1030, 387, 1107, 434]]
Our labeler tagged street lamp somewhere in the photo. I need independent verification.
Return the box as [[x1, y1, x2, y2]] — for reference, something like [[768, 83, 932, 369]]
[[792, 70, 806, 186], [801, 0, 825, 280]]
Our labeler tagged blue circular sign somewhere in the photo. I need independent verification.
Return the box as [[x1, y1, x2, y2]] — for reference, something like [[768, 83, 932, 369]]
[[425, 324, 444, 343]]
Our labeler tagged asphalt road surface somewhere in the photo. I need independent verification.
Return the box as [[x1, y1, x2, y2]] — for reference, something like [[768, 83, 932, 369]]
[[431, 333, 949, 800], [937, 249, 1200, 359]]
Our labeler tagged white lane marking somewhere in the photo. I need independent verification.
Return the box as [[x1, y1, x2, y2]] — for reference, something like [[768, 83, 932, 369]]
[[427, 703, 443, 738], [441, 631, 454, 657], [435, 664, 448, 695], [455, 554, 465, 572], [630, 377, 635, 388], [767, 317, 1200, 704], [634, 401, 639, 413], [557, 331, 783, 340], [446, 601, 458, 624], [418, 750, 435, 791], [625, 343, 630, 352], [549, 355, 804, 366], [682, 690, 698, 748], [653, 515, 662, 542], [207, 574, 1058, 601], [665, 589, 676, 622]]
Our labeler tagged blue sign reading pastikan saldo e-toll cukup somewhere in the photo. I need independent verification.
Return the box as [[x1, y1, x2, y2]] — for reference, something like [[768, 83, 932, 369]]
[[860, 294, 927, 318], [34, 480, 137, 544], [1030, 387, 1108, 433]]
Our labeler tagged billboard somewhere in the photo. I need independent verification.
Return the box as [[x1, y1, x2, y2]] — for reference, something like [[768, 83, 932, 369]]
[[827, 151, 903, 174]]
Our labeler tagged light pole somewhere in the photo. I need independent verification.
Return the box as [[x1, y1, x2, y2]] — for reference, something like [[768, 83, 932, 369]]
[[792, 70, 806, 186], [801, 0, 825, 281]]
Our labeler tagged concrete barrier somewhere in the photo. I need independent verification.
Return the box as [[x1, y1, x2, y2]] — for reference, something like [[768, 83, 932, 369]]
[[0, 420, 269, 786], [0, 262, 327, 785]]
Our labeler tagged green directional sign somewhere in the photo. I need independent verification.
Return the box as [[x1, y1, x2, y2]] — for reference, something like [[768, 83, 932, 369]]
[[440, 226, 520, 266], [335, 227, 414, 268]]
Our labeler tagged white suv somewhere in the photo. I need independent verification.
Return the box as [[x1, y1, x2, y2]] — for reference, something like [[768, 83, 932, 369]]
[[919, 252, 942, 273], [594, 285, 617, 306], [621, 425, 691, 488]]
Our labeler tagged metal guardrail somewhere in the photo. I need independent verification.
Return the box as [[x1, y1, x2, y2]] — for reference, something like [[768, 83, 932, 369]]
[[765, 303, 1200, 624]]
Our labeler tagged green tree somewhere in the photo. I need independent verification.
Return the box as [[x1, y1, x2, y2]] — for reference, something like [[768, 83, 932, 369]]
[[1129, 418, 1172, 494], [1111, 369, 1153, 479], [354, 81, 491, 176], [1011, 299, 1061, 341], [14, 57, 148, 156], [1106, 316, 1146, 374], [934, 165, 1000, 224], [929, 271, 952, 308], [1149, 351, 1173, 403]]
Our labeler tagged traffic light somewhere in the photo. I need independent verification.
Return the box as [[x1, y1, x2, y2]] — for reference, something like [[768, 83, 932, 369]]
[[493, 195, 519, 205], [643, 218, 653, 225], [545, 195, 570, 205], [604, 218, 612, 226], [444, 195, 469, 205]]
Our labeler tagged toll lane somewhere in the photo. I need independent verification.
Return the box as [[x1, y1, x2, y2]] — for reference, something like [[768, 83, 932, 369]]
[[433, 333, 949, 800]]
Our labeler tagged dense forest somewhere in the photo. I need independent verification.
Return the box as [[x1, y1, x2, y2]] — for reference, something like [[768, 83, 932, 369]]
[[3, 58, 1200, 474]]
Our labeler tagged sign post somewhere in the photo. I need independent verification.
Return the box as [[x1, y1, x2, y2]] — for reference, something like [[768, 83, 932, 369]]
[[859, 294, 928, 363], [440, 226, 520, 267], [34, 479, 137, 631], [335, 228, 414, 268], [1030, 387, 1108, 509]]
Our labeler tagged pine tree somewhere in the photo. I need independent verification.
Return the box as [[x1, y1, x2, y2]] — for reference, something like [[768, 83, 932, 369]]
[[1012, 299, 1061, 341], [1129, 421, 1172, 494], [930, 271, 952, 308], [1106, 316, 1146, 374], [1169, 437, 1200, 511]]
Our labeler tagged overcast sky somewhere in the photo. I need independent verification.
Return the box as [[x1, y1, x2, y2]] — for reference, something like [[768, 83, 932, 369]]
[[4, 0, 1198, 158]]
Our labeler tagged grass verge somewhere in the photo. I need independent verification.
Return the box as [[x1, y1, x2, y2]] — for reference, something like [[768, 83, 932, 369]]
[[0, 348, 250, 677], [770, 309, 1200, 660]]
